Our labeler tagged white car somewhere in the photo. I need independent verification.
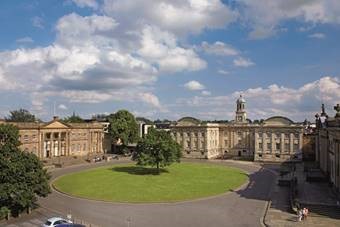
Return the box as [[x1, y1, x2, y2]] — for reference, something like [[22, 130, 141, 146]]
[[43, 217, 72, 227]]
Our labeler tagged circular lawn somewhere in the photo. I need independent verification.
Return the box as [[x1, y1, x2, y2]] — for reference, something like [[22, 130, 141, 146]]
[[53, 162, 248, 203]]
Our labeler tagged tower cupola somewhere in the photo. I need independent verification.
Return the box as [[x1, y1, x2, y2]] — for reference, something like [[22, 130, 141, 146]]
[[235, 95, 247, 123]]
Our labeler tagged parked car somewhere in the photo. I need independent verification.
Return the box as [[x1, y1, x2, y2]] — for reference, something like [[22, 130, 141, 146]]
[[43, 217, 72, 227], [56, 224, 86, 227]]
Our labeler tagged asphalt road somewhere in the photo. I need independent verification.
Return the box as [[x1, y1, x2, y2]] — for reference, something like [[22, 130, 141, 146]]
[[5, 160, 276, 227]]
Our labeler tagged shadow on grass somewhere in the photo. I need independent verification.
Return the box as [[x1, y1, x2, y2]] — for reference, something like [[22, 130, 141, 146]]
[[111, 166, 169, 175]]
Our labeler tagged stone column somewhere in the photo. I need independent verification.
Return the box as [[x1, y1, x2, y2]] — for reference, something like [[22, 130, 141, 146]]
[[271, 132, 275, 153], [281, 132, 284, 153], [67, 132, 70, 156], [58, 132, 61, 156], [263, 132, 267, 152], [299, 131, 303, 151], [290, 132, 294, 154], [50, 132, 53, 157]]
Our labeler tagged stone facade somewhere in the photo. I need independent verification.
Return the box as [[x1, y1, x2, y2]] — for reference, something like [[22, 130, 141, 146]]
[[171, 96, 304, 162], [1, 117, 104, 159], [315, 104, 340, 193]]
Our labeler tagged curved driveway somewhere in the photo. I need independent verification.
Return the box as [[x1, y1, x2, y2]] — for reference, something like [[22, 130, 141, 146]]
[[39, 160, 276, 227]]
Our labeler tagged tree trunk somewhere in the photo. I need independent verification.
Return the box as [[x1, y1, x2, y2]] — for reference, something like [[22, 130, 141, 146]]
[[156, 162, 160, 174]]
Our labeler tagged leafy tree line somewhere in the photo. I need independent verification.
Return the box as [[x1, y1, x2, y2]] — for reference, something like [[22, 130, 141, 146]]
[[133, 128, 182, 174], [5, 109, 38, 122], [107, 110, 182, 173], [0, 124, 50, 219]]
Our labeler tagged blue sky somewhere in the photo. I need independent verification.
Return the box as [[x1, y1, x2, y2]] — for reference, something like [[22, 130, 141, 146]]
[[0, 0, 339, 121]]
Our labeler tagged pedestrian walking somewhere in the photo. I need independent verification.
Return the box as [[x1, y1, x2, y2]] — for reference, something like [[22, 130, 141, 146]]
[[302, 207, 309, 220], [297, 209, 303, 222]]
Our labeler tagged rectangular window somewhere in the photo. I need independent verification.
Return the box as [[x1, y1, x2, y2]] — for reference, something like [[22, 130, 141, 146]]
[[293, 143, 299, 151], [285, 143, 289, 151], [186, 140, 190, 148], [276, 142, 281, 150], [267, 142, 271, 150]]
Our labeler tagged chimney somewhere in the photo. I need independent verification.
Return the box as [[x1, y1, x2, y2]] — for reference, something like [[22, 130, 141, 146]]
[[53, 116, 59, 121]]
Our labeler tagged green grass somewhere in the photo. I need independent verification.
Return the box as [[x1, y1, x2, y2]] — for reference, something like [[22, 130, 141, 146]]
[[53, 162, 248, 203]]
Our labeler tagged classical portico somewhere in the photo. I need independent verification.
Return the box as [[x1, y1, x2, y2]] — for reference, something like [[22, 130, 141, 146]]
[[3, 117, 105, 159]]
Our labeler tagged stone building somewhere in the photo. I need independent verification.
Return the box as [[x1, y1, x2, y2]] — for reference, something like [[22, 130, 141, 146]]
[[315, 104, 340, 192], [0, 116, 104, 159], [170, 96, 304, 162]]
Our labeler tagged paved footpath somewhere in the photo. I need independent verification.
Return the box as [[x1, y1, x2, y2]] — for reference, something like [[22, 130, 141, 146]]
[[264, 162, 340, 227], [2, 159, 276, 227]]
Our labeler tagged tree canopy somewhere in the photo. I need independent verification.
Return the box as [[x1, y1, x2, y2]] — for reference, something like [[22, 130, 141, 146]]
[[62, 112, 85, 123], [0, 124, 50, 217], [6, 109, 36, 122], [133, 128, 182, 174], [136, 117, 153, 125], [108, 110, 138, 152]]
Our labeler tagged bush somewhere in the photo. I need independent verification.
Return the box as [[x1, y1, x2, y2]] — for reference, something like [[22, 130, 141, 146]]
[[0, 207, 10, 220]]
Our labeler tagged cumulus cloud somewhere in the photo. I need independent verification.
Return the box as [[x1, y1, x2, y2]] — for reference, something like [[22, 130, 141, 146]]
[[0, 13, 163, 115], [238, 0, 340, 39], [72, 0, 98, 9], [233, 57, 255, 67], [175, 76, 340, 121], [184, 80, 205, 91], [58, 104, 68, 110], [218, 69, 229, 75], [102, 0, 238, 36], [201, 90, 211, 96], [308, 33, 326, 39], [201, 41, 239, 56], [31, 16, 44, 29], [16, 37, 34, 43], [138, 26, 206, 72]]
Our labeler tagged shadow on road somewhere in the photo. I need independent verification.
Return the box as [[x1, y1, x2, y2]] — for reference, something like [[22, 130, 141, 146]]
[[233, 166, 276, 201], [111, 166, 169, 175]]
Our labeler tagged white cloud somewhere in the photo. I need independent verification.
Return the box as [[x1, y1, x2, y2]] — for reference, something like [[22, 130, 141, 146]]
[[238, 0, 340, 39], [218, 69, 229, 75], [175, 76, 340, 121], [72, 0, 98, 9], [184, 80, 205, 91], [16, 37, 34, 43], [233, 57, 255, 67], [31, 16, 44, 29], [201, 90, 211, 96], [138, 92, 166, 111], [308, 33, 326, 39], [58, 104, 68, 110], [138, 26, 206, 72], [103, 0, 238, 35], [201, 41, 239, 56], [103, 0, 238, 36]]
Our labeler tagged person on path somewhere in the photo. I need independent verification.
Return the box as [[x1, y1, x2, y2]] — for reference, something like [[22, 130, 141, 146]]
[[298, 209, 303, 222]]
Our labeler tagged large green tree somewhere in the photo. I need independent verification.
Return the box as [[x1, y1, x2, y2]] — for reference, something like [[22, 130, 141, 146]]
[[133, 128, 182, 174], [108, 110, 138, 153], [62, 112, 85, 123], [0, 124, 50, 217], [6, 109, 36, 122]]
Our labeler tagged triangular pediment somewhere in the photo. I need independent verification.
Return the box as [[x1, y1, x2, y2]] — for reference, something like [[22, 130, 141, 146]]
[[42, 121, 70, 129]]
